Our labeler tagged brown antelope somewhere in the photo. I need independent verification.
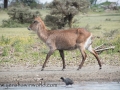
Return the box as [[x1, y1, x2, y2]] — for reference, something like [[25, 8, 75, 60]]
[[28, 16, 102, 71]]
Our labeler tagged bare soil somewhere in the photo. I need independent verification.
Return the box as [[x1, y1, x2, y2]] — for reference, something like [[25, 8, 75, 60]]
[[0, 65, 120, 85]]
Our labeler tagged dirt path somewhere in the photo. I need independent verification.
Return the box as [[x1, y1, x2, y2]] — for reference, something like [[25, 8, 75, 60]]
[[0, 65, 120, 84]]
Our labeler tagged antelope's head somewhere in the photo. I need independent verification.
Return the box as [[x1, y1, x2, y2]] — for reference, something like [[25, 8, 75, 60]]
[[28, 16, 46, 32], [28, 17, 40, 32]]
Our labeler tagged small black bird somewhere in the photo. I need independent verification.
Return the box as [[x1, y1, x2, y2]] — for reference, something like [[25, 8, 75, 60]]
[[60, 77, 74, 86]]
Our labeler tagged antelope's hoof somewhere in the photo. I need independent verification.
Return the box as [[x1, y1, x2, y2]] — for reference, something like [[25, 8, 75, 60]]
[[99, 67, 102, 70], [77, 68, 80, 70], [62, 68, 65, 71]]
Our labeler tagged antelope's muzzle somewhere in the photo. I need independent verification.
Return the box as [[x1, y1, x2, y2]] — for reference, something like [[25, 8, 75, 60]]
[[27, 27, 31, 30]]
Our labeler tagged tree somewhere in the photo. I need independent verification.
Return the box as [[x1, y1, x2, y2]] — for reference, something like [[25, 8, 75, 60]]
[[4, 0, 8, 8], [10, 0, 39, 9], [21, 0, 37, 8], [2, 6, 40, 27], [45, 0, 90, 29], [89, 0, 97, 5]]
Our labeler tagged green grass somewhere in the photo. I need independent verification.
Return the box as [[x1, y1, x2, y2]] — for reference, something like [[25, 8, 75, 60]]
[[74, 13, 120, 34], [0, 28, 30, 36], [0, 10, 120, 67]]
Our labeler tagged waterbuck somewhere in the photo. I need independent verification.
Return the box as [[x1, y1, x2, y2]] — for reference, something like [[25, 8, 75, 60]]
[[28, 16, 102, 71]]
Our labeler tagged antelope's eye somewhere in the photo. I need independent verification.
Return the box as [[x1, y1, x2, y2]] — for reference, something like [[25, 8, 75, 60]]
[[33, 21, 37, 23]]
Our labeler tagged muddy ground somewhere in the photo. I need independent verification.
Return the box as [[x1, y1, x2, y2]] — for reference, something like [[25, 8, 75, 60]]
[[0, 65, 120, 85]]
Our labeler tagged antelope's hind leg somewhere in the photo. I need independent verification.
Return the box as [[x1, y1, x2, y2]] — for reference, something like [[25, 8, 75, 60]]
[[77, 46, 87, 70], [88, 45, 102, 69]]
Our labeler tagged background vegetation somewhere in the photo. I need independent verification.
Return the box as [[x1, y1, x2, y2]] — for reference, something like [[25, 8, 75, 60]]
[[0, 0, 120, 67]]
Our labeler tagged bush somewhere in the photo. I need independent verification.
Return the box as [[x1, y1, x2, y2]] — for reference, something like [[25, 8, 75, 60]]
[[103, 29, 119, 37], [2, 46, 9, 56], [111, 34, 120, 53], [0, 36, 11, 45], [102, 29, 120, 53], [45, 15, 65, 29], [1, 19, 29, 28], [1, 7, 40, 28]]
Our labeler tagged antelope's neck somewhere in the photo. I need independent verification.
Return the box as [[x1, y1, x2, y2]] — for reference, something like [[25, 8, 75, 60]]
[[37, 28, 48, 42]]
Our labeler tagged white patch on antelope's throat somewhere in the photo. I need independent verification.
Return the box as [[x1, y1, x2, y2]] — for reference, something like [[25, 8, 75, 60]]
[[84, 34, 92, 51]]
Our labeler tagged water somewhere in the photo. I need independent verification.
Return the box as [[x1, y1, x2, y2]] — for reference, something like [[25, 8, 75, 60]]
[[0, 82, 120, 90]]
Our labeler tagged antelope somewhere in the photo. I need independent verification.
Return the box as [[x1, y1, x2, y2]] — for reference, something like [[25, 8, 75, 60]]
[[28, 16, 102, 71]]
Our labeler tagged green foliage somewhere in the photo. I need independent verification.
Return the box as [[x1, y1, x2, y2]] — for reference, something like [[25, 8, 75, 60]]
[[0, 36, 10, 45], [1, 19, 29, 28], [45, 0, 90, 29], [100, 1, 111, 6], [99, 29, 120, 53], [93, 25, 102, 30], [12, 39, 23, 52], [90, 5, 104, 12], [8, 7, 40, 23], [2, 46, 9, 56], [9, 0, 39, 9], [1, 6, 40, 28], [20, 0, 38, 9], [103, 29, 119, 37], [45, 15, 66, 29], [113, 35, 120, 52], [108, 31, 120, 53], [89, 0, 97, 5]]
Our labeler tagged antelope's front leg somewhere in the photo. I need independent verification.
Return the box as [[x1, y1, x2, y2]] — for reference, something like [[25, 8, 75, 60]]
[[41, 50, 54, 71], [59, 50, 66, 70]]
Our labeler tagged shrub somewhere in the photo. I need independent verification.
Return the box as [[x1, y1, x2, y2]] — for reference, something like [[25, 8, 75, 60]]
[[0, 36, 11, 45], [8, 7, 40, 23], [103, 29, 119, 37], [111, 34, 120, 53], [1, 19, 29, 28], [93, 25, 102, 30], [1, 7, 40, 28], [45, 15, 65, 29], [2, 46, 10, 56], [102, 29, 120, 53]]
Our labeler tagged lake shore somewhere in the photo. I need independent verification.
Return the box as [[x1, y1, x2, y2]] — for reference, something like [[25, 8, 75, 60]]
[[0, 65, 120, 85]]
